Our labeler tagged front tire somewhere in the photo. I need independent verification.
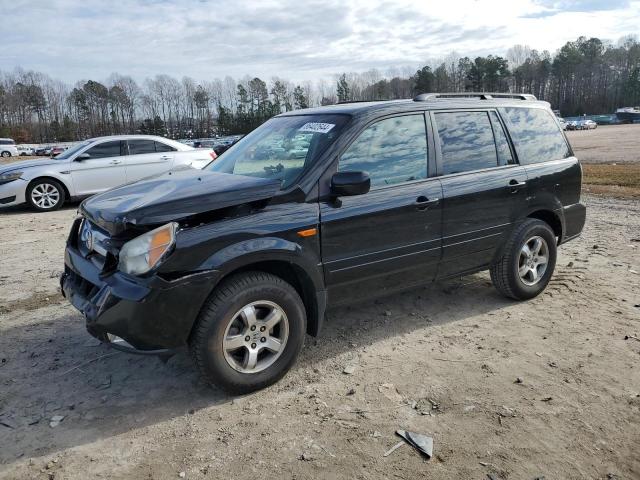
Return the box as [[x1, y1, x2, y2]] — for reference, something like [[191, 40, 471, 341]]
[[190, 271, 306, 394], [491, 219, 557, 300], [1, 151, 11, 158], [26, 179, 66, 211]]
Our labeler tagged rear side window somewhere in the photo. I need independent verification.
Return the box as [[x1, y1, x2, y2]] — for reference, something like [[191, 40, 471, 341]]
[[339, 114, 428, 187], [155, 141, 176, 152], [490, 111, 515, 165], [500, 107, 570, 164], [435, 111, 497, 175], [0, 139, 15, 145], [128, 139, 156, 155]]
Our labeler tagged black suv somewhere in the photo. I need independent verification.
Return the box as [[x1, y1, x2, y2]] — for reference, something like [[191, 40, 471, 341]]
[[61, 93, 586, 393]]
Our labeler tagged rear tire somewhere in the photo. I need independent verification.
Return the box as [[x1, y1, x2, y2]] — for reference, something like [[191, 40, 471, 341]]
[[1, 151, 11, 158], [26, 178, 66, 211], [190, 271, 306, 394], [490, 219, 557, 300]]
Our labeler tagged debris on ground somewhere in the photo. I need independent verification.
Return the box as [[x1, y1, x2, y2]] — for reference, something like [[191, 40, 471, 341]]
[[383, 441, 405, 457], [378, 383, 403, 402], [396, 430, 433, 459], [624, 334, 640, 342], [515, 377, 524, 384], [49, 415, 64, 428], [342, 365, 356, 375]]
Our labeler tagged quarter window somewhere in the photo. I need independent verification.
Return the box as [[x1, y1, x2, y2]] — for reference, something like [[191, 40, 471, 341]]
[[85, 141, 122, 159], [435, 111, 497, 175], [499, 107, 570, 164], [155, 141, 176, 152], [339, 114, 428, 187]]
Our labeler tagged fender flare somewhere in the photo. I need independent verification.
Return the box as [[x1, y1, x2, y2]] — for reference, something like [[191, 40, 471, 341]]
[[197, 237, 327, 336]]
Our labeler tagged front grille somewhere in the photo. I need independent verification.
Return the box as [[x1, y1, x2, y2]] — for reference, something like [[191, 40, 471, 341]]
[[77, 219, 119, 272], [65, 269, 100, 300]]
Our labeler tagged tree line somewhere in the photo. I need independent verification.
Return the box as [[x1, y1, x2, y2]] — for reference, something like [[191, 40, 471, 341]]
[[1, 35, 639, 144]]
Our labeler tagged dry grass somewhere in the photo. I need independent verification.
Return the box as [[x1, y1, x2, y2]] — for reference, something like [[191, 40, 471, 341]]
[[582, 163, 640, 198]]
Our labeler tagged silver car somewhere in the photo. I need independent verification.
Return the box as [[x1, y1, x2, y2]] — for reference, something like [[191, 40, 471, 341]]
[[0, 135, 216, 211]]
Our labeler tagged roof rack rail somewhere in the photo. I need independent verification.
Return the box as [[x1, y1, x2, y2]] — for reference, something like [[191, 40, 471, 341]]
[[413, 92, 537, 102], [334, 99, 388, 104]]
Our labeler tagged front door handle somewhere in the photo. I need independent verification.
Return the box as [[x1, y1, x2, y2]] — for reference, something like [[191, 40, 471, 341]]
[[160, 155, 171, 161], [414, 196, 439, 210], [508, 179, 526, 193], [110, 159, 122, 165]]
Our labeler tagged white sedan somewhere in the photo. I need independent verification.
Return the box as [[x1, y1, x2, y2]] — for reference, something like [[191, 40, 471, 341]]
[[0, 135, 216, 211]]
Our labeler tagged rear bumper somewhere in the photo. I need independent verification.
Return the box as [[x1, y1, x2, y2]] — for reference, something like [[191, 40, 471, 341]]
[[560, 202, 586, 244], [61, 245, 220, 351]]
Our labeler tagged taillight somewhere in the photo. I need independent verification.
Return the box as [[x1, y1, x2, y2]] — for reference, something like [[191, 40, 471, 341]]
[[209, 151, 217, 161]]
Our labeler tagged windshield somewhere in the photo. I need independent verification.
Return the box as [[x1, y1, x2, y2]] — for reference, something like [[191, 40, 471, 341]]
[[53, 141, 91, 160], [206, 114, 349, 188]]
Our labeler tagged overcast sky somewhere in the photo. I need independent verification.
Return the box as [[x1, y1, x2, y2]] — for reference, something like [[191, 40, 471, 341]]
[[1, 0, 639, 83]]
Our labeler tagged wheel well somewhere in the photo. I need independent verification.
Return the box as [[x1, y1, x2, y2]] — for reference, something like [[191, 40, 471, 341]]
[[528, 210, 562, 239], [223, 261, 320, 337], [28, 177, 71, 201]]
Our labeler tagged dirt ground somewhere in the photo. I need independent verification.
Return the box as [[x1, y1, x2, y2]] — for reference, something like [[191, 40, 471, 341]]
[[566, 124, 640, 165], [1, 130, 640, 479]]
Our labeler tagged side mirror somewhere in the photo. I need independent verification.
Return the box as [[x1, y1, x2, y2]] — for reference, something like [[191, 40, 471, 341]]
[[331, 171, 370, 197], [75, 153, 91, 161]]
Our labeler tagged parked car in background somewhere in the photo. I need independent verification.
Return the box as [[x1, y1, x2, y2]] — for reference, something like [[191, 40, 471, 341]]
[[61, 93, 586, 393], [50, 146, 67, 157], [558, 118, 567, 130], [34, 146, 51, 156], [581, 119, 597, 130], [18, 146, 35, 156], [0, 138, 19, 157], [0, 135, 217, 211]]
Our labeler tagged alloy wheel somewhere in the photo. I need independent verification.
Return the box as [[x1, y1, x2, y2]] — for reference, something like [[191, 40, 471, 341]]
[[518, 235, 549, 286], [31, 183, 61, 209], [222, 300, 289, 374]]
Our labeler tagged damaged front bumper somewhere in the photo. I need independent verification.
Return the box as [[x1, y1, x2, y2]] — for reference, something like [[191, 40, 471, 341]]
[[61, 244, 220, 354]]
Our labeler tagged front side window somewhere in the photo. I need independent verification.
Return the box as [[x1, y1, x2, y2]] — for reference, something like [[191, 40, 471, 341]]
[[128, 139, 156, 155], [339, 114, 428, 187], [85, 141, 122, 159], [499, 107, 570, 164], [435, 111, 497, 175], [206, 114, 349, 189]]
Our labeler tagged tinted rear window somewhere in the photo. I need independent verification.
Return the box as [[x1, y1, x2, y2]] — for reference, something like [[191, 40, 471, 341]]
[[128, 139, 156, 155], [0, 140, 16, 145], [435, 111, 498, 175], [500, 107, 570, 164]]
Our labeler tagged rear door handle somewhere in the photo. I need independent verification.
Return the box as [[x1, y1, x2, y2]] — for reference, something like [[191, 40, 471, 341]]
[[110, 159, 122, 165], [160, 155, 171, 161], [415, 196, 439, 210]]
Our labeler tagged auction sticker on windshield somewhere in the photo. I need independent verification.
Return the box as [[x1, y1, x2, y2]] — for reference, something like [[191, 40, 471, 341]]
[[298, 122, 335, 134]]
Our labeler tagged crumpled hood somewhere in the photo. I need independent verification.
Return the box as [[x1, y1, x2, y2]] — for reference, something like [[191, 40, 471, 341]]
[[0, 158, 61, 173], [80, 168, 281, 235]]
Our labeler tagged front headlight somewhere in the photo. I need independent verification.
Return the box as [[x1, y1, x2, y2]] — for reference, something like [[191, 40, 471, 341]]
[[118, 222, 178, 275], [0, 171, 23, 185]]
